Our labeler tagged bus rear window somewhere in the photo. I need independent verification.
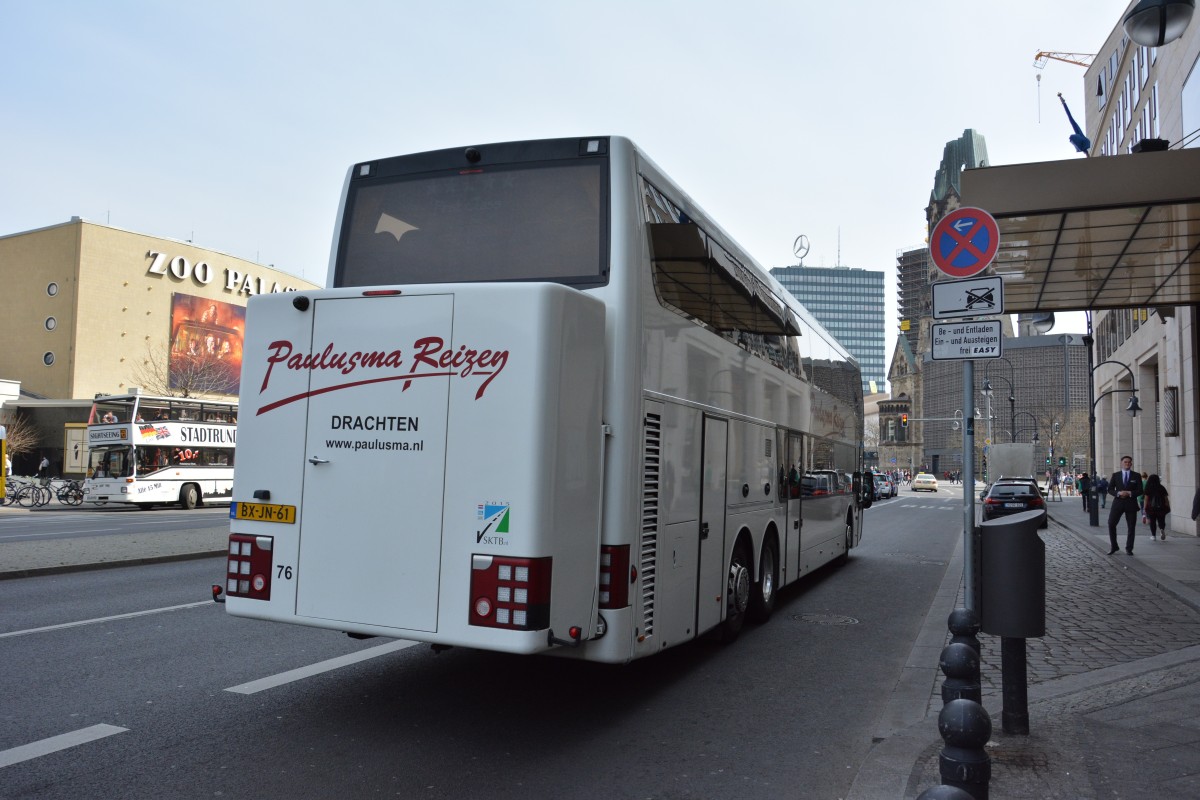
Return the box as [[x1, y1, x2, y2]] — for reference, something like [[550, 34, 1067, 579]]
[[336, 161, 607, 289]]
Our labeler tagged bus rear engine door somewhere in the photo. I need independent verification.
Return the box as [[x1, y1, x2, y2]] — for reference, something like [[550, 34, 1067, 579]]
[[296, 294, 451, 632]]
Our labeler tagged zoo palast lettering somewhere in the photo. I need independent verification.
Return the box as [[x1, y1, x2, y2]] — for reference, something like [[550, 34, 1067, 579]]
[[146, 251, 302, 296]]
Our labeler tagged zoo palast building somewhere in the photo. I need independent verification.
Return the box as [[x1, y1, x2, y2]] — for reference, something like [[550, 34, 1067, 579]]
[[0, 217, 320, 473]]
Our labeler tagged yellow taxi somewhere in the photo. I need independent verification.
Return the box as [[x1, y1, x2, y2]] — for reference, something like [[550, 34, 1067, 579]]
[[912, 473, 939, 492]]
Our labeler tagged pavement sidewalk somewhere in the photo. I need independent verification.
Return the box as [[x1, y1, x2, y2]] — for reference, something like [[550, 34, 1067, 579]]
[[0, 502, 228, 578], [850, 491, 1200, 799]]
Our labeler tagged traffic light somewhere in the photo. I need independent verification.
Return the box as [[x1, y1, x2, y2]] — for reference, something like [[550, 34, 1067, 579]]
[[901, 413, 909, 428], [1058, 456, 1067, 466], [1046, 457, 1051, 465], [1053, 422, 1061, 435]]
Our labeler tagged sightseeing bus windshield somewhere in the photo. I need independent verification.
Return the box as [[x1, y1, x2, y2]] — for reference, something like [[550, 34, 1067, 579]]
[[89, 446, 134, 479]]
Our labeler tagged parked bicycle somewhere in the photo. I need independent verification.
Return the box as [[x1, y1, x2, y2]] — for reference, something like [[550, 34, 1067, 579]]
[[50, 478, 85, 506], [2, 477, 24, 506], [6, 477, 49, 508]]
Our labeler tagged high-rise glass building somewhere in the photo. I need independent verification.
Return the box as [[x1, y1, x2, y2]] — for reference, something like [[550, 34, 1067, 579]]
[[770, 265, 886, 393]]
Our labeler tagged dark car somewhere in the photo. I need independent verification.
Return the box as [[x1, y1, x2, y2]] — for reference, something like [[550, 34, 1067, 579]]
[[981, 479, 1048, 528]]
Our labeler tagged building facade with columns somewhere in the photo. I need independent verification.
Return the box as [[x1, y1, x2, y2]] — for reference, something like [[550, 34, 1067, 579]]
[[1085, 5, 1199, 535]]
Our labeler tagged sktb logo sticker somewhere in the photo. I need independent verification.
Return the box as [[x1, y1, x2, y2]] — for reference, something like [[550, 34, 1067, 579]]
[[477, 502, 510, 545]]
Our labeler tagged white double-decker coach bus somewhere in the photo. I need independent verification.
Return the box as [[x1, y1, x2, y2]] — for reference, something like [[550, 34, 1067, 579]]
[[222, 137, 871, 662], [84, 391, 237, 510]]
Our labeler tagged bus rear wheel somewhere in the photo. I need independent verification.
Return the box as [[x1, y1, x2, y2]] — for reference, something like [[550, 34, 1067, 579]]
[[179, 484, 199, 510], [750, 537, 778, 623], [715, 541, 752, 642]]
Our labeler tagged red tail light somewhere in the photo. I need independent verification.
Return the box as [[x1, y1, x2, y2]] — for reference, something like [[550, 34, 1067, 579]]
[[599, 545, 631, 609], [1029, 496, 1045, 507], [469, 555, 551, 630], [226, 534, 273, 600]]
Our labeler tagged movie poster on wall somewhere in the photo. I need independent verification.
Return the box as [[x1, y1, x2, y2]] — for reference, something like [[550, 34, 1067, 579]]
[[169, 294, 245, 394]]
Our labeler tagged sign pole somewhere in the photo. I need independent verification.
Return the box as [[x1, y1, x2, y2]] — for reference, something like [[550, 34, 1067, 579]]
[[929, 206, 999, 616], [963, 362, 976, 612]]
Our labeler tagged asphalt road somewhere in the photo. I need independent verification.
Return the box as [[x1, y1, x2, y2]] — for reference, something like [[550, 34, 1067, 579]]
[[0, 492, 961, 799]]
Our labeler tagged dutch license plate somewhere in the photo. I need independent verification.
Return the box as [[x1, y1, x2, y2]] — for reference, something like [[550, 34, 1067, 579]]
[[233, 501, 296, 524]]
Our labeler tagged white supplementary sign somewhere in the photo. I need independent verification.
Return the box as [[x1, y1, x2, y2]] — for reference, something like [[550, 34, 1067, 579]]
[[931, 320, 1003, 360], [932, 276, 1004, 319]]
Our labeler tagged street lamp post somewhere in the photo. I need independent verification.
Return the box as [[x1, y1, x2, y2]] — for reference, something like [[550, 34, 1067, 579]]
[[1014, 411, 1039, 443], [983, 358, 1017, 444], [980, 384, 993, 483]]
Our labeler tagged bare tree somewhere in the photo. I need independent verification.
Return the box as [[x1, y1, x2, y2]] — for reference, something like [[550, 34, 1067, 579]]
[[863, 419, 881, 450], [130, 340, 239, 398], [0, 411, 40, 459]]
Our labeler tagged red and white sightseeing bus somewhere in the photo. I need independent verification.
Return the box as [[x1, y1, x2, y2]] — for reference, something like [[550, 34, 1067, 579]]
[[221, 137, 871, 662], [84, 391, 236, 509]]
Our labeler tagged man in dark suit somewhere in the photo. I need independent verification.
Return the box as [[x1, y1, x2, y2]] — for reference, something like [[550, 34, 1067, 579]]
[[1107, 455, 1143, 554]]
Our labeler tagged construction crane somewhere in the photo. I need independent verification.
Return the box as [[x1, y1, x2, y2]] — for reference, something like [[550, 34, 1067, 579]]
[[1033, 51, 1096, 125], [1033, 51, 1095, 69]]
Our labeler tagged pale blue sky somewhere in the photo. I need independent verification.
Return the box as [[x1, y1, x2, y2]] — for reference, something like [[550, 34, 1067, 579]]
[[3, 0, 1124, 351]]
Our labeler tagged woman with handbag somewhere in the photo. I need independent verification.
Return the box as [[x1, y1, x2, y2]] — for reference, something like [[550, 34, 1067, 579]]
[[1142, 474, 1171, 541]]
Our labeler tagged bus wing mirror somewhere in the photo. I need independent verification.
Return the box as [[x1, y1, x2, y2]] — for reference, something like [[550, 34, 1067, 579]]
[[853, 470, 873, 508]]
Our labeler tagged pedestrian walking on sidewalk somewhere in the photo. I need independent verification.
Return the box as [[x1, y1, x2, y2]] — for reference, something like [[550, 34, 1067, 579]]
[[1080, 472, 1092, 512], [1192, 486, 1200, 522], [1142, 474, 1170, 541], [1050, 471, 1062, 501], [1107, 455, 1143, 554], [1095, 474, 1108, 508]]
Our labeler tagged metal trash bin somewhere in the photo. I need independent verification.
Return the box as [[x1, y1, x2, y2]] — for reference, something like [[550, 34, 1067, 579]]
[[979, 510, 1045, 638]]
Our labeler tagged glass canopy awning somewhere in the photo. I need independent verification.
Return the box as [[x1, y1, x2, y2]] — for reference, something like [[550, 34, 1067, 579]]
[[958, 147, 1200, 313]]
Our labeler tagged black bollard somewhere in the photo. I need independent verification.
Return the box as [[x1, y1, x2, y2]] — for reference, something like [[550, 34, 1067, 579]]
[[1001, 636, 1030, 735], [947, 607, 981, 656], [938, 698, 991, 800], [940, 642, 981, 705], [917, 786, 976, 800]]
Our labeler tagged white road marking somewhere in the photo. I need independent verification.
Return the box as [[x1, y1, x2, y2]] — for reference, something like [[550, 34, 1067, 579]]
[[0, 724, 128, 769], [226, 639, 419, 694], [0, 601, 211, 639]]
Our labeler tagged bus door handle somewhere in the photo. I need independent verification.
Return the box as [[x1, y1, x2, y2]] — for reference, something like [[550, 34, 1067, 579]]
[[308, 457, 330, 465], [700, 522, 709, 540]]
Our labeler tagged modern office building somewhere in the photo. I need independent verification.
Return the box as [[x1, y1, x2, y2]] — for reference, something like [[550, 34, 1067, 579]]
[[920, 337, 1091, 478], [770, 264, 887, 393]]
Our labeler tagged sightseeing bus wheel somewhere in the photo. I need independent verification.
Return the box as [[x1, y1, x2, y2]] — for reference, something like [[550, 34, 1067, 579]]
[[716, 540, 752, 642], [750, 535, 779, 623], [180, 484, 199, 510]]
